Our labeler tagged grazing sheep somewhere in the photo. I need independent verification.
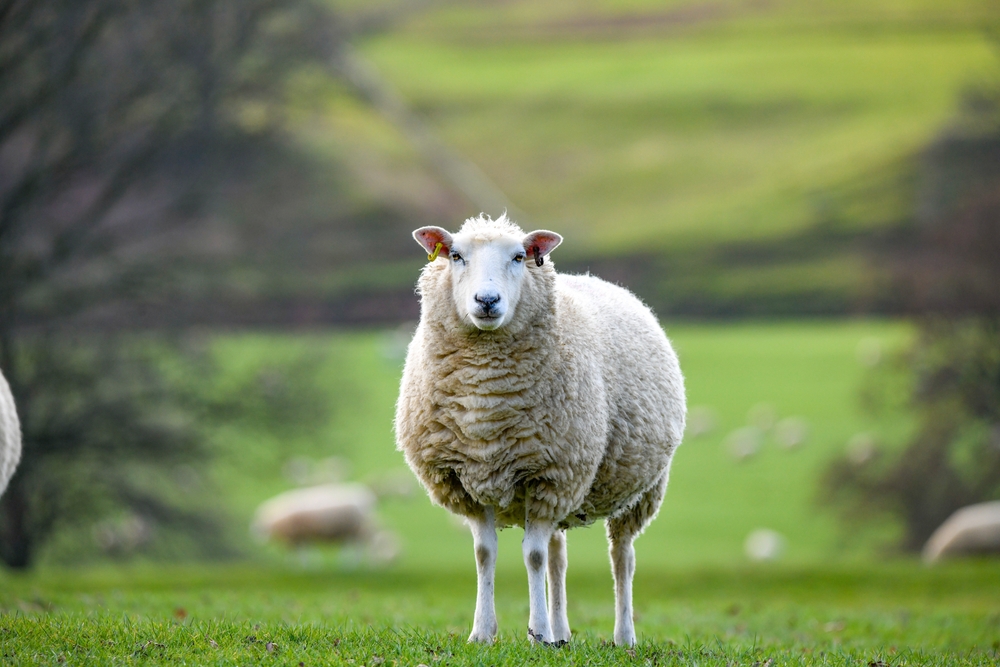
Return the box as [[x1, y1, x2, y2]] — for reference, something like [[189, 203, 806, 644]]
[[0, 368, 21, 497], [252, 483, 398, 563], [922, 501, 1000, 563], [395, 214, 686, 646]]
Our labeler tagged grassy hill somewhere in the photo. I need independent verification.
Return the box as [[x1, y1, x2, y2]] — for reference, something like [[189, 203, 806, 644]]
[[127, 1, 996, 322], [284, 0, 1000, 316], [356, 1, 997, 248]]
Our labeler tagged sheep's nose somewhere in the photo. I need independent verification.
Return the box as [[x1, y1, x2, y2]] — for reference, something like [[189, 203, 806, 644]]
[[475, 293, 500, 309]]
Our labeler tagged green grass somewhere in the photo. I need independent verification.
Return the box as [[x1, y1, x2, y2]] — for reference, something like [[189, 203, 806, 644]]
[[191, 320, 911, 572], [2, 562, 999, 665], [29, 320, 914, 571], [10, 319, 1000, 665]]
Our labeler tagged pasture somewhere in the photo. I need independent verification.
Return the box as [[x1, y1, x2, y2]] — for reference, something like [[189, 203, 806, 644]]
[[205, 320, 913, 570], [2, 563, 998, 665], [7, 320, 997, 666]]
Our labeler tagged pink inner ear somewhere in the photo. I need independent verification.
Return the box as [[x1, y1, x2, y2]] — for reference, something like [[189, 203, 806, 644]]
[[524, 231, 562, 257], [414, 227, 451, 256]]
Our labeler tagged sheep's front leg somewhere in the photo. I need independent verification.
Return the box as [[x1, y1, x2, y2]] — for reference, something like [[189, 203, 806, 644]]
[[468, 507, 498, 643], [547, 530, 571, 644], [523, 517, 555, 643]]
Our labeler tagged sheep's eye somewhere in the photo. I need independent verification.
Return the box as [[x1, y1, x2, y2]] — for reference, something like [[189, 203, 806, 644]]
[[450, 252, 463, 262], [513, 253, 525, 264]]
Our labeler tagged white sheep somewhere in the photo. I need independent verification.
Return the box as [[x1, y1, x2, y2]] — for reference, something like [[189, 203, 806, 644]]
[[252, 482, 398, 564], [922, 501, 1000, 563], [0, 368, 21, 497], [395, 214, 686, 646]]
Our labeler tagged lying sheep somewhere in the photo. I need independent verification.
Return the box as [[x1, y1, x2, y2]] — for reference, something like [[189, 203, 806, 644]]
[[922, 501, 1000, 563], [395, 214, 686, 646], [252, 482, 398, 563], [0, 368, 21, 497]]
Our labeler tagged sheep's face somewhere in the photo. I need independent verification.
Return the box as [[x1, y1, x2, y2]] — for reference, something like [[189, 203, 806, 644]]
[[413, 222, 562, 331]]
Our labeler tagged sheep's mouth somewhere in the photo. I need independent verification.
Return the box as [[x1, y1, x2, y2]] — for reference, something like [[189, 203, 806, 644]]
[[471, 307, 501, 320], [471, 312, 503, 330]]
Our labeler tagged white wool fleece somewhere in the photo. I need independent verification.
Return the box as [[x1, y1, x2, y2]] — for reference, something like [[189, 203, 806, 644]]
[[395, 215, 685, 530], [0, 368, 22, 497]]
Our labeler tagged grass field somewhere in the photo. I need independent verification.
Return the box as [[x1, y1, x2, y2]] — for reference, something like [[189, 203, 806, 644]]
[[6, 319, 1000, 664], [3, 563, 999, 665]]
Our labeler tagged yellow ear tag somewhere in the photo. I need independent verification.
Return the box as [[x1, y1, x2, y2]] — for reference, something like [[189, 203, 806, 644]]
[[427, 242, 444, 262]]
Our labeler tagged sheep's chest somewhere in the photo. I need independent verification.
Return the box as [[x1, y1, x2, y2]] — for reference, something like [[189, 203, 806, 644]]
[[431, 378, 557, 511], [417, 348, 605, 520]]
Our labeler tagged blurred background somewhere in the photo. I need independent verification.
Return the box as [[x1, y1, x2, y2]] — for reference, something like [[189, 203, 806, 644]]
[[1, 0, 998, 574]]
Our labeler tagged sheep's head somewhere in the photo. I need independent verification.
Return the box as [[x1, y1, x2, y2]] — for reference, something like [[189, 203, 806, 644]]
[[413, 215, 562, 331]]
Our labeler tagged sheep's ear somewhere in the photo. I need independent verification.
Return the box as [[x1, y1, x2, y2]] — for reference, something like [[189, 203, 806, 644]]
[[523, 230, 562, 263], [413, 226, 453, 260]]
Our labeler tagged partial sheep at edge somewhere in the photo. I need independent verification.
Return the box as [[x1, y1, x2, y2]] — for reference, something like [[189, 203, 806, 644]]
[[0, 368, 21, 497]]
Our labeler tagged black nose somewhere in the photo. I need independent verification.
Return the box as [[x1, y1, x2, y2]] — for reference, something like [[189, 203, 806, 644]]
[[475, 293, 500, 309]]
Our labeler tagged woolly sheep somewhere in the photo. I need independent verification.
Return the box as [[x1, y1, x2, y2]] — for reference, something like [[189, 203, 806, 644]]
[[395, 214, 686, 646], [252, 483, 398, 563], [922, 501, 1000, 563], [0, 368, 21, 497]]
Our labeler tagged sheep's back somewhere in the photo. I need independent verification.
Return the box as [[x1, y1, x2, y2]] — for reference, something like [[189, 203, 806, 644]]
[[555, 274, 686, 522]]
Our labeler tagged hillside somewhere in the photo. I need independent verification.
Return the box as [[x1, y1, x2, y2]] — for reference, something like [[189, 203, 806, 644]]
[[75, 0, 999, 326], [292, 0, 999, 317]]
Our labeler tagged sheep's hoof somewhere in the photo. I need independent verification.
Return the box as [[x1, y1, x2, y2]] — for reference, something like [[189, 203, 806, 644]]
[[527, 627, 547, 644], [467, 632, 496, 644], [527, 628, 566, 646]]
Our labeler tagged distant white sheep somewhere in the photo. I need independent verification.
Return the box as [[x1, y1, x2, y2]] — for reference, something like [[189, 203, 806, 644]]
[[252, 483, 397, 563], [0, 368, 21, 497], [395, 214, 686, 646], [923, 501, 1000, 563]]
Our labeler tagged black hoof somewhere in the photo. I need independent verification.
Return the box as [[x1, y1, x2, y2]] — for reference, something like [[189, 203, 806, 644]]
[[527, 628, 569, 647]]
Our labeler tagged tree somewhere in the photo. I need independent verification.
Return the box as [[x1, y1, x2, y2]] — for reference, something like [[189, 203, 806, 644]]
[[824, 83, 1000, 551], [0, 0, 343, 568]]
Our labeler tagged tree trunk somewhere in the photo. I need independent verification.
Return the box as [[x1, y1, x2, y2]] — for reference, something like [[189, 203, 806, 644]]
[[0, 477, 34, 569]]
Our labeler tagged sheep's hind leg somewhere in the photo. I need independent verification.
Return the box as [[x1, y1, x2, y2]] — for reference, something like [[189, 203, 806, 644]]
[[468, 507, 498, 643], [606, 474, 669, 647], [522, 517, 555, 644], [607, 522, 637, 647], [547, 529, 571, 644]]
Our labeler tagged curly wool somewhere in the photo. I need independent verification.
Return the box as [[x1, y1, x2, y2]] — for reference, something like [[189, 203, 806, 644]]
[[395, 218, 685, 530], [0, 369, 22, 496]]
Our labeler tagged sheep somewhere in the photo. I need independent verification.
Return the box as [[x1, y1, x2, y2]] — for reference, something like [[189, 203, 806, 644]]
[[0, 368, 21, 497], [922, 501, 1000, 563], [395, 213, 686, 646], [252, 482, 398, 564]]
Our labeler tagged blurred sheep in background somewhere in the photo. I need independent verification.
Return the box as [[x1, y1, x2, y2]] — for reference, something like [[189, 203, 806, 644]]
[[922, 501, 1000, 563], [253, 482, 400, 565], [686, 406, 718, 439], [744, 528, 785, 562]]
